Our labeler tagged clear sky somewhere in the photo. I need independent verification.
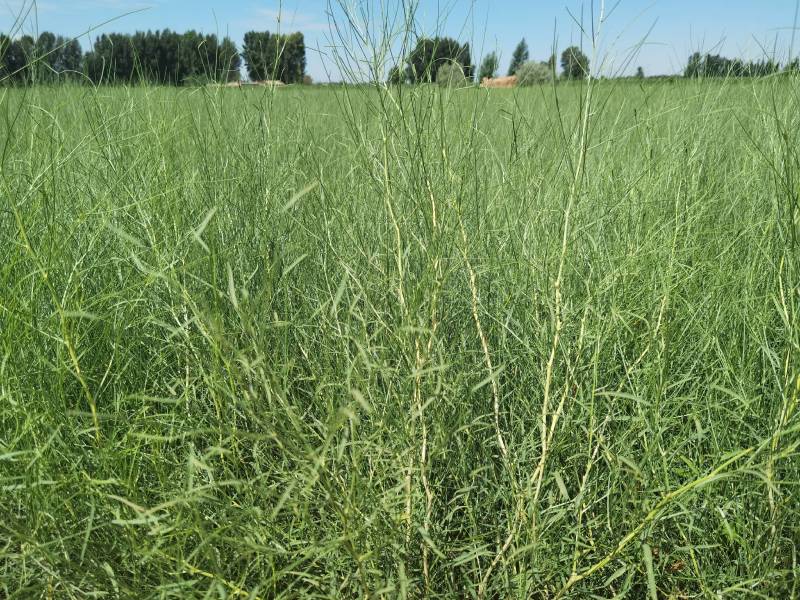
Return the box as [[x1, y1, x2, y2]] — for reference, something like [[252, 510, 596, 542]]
[[2, 0, 799, 80]]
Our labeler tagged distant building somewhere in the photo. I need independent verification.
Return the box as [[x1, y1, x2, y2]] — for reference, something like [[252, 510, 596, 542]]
[[480, 75, 518, 88]]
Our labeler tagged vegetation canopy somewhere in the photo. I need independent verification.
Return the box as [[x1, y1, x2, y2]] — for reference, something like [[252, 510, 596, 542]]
[[83, 30, 242, 85], [241, 30, 306, 83], [405, 36, 474, 83], [508, 38, 530, 75], [560, 45, 590, 79], [478, 51, 499, 81]]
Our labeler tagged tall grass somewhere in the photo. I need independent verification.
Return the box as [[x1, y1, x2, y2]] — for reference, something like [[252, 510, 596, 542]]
[[1, 30, 799, 600]]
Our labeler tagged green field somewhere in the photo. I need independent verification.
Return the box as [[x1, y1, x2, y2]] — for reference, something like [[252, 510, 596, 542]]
[[1, 79, 799, 598]]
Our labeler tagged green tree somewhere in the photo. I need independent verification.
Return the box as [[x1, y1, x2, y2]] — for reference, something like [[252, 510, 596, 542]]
[[684, 52, 703, 77], [54, 38, 83, 77], [217, 37, 241, 82], [34, 34, 84, 82], [34, 31, 58, 82], [635, 66, 645, 78], [387, 64, 404, 85], [84, 30, 240, 85], [508, 38, 529, 76], [286, 32, 306, 83], [683, 52, 781, 79], [560, 45, 589, 79], [85, 33, 138, 83], [0, 34, 9, 80], [478, 51, 499, 81], [242, 31, 305, 83], [242, 31, 276, 81], [177, 30, 202, 82], [5, 35, 35, 84], [405, 37, 473, 83]]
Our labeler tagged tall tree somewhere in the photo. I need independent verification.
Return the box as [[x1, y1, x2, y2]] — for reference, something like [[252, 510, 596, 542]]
[[405, 37, 472, 83], [218, 37, 241, 82], [478, 51, 499, 81], [0, 34, 10, 80], [54, 37, 83, 77], [35, 31, 57, 82], [286, 32, 306, 83], [387, 64, 404, 85], [5, 35, 34, 84], [635, 66, 645, 78], [242, 31, 272, 80], [462, 42, 475, 80], [84, 33, 135, 83], [242, 31, 305, 83], [32, 32, 81, 82], [508, 38, 529, 76], [684, 52, 703, 77], [560, 46, 589, 79]]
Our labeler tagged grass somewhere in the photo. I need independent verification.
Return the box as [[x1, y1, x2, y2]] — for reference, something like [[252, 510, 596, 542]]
[[0, 75, 799, 598]]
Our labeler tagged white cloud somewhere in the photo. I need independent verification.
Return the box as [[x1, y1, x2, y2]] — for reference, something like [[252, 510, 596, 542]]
[[247, 6, 330, 33]]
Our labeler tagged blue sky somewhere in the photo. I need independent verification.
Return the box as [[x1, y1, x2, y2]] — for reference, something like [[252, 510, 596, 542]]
[[2, 1, 799, 80]]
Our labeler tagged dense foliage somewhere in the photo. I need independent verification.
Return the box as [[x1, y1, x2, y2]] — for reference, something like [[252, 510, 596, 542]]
[[2, 27, 796, 86], [36, 32, 83, 82], [405, 36, 474, 83], [478, 51, 499, 81], [560, 45, 590, 79], [241, 31, 306, 83], [508, 38, 530, 76], [83, 30, 241, 85], [0, 30, 243, 85], [684, 51, 783, 77], [387, 64, 405, 84], [0, 32, 81, 83]]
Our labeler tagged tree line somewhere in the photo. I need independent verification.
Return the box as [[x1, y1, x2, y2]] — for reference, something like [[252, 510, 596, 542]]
[[3, 28, 799, 86], [388, 37, 591, 85], [389, 36, 800, 86], [0, 33, 82, 83], [684, 52, 798, 78], [83, 31, 241, 85], [0, 29, 308, 85]]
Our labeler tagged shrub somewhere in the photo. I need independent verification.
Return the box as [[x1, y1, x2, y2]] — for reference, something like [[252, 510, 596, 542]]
[[437, 62, 468, 87], [516, 61, 552, 86]]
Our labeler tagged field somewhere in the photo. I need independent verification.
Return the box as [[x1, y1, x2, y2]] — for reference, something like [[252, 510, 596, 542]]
[[1, 78, 799, 598]]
